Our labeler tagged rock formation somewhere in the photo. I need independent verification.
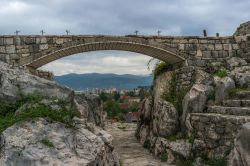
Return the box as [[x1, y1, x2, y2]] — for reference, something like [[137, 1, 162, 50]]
[[0, 62, 119, 166]]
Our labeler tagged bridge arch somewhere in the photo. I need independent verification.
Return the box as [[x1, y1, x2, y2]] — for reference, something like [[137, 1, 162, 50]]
[[25, 41, 185, 69]]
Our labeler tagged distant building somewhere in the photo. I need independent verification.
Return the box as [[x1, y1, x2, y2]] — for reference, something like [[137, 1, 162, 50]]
[[120, 96, 140, 103], [126, 112, 139, 123]]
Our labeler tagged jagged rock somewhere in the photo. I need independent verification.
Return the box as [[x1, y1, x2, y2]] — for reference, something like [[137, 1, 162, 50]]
[[195, 70, 213, 85], [214, 76, 235, 104], [140, 97, 152, 122], [229, 122, 250, 166], [154, 138, 192, 164], [74, 93, 104, 127], [226, 57, 248, 70], [230, 66, 250, 88], [181, 84, 214, 130], [0, 61, 74, 102], [152, 99, 179, 137], [0, 118, 119, 166]]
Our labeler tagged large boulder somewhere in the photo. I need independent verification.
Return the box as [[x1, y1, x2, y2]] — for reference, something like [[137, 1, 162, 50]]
[[181, 84, 214, 130], [230, 66, 250, 88], [226, 57, 248, 70], [152, 99, 179, 137], [0, 118, 119, 166], [229, 122, 250, 166], [214, 76, 235, 104], [0, 62, 74, 102], [74, 93, 104, 127]]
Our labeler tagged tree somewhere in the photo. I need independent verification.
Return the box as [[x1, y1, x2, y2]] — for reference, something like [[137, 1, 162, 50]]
[[103, 100, 122, 118], [113, 92, 120, 101]]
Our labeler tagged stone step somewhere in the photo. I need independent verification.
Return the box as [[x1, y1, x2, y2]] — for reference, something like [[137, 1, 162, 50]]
[[231, 90, 250, 99], [207, 106, 250, 116], [223, 100, 250, 107]]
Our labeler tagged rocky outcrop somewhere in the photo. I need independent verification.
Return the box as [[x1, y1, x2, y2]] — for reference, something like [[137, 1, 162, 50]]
[[0, 62, 73, 102], [152, 99, 179, 137], [229, 122, 250, 166], [74, 93, 105, 127], [181, 83, 213, 129], [0, 118, 119, 166], [0, 62, 119, 166]]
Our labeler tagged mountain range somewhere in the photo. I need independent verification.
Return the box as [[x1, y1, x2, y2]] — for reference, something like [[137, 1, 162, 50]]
[[54, 73, 153, 90]]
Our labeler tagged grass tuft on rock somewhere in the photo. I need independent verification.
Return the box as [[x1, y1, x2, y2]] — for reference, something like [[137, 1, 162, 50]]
[[41, 138, 54, 148], [160, 152, 168, 162], [213, 69, 228, 78], [153, 62, 172, 77]]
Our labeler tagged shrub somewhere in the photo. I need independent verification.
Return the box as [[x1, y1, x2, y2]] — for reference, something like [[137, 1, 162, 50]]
[[41, 138, 54, 147], [204, 157, 227, 166], [160, 152, 168, 162], [143, 139, 151, 149], [164, 72, 190, 115], [213, 69, 227, 78], [153, 62, 172, 77], [0, 95, 80, 133]]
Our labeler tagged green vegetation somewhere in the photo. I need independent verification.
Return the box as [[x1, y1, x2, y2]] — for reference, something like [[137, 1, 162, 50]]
[[164, 72, 190, 115], [204, 157, 227, 166], [213, 69, 228, 78], [0, 95, 80, 133], [153, 62, 172, 77], [229, 87, 249, 96], [160, 152, 168, 162], [143, 139, 151, 149], [41, 138, 54, 147]]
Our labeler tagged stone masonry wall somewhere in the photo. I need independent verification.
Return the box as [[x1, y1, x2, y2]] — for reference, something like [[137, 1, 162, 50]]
[[186, 113, 250, 157]]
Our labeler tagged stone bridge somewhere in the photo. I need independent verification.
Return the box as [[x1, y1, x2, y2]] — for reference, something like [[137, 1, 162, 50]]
[[0, 21, 249, 72]]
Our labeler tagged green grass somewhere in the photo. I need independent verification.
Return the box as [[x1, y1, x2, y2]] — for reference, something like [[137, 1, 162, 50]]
[[0, 95, 80, 134], [213, 69, 228, 78], [41, 138, 54, 147], [154, 62, 172, 77]]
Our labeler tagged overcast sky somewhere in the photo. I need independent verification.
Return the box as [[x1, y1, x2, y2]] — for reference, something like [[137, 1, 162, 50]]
[[1, 0, 250, 75]]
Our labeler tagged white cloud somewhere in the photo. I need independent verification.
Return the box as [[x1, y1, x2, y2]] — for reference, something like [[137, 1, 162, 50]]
[[40, 51, 157, 76]]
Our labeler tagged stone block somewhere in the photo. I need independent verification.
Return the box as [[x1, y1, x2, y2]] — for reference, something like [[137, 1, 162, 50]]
[[215, 44, 223, 50], [55, 38, 64, 44], [207, 44, 215, 50], [223, 44, 232, 50], [39, 44, 49, 50], [22, 53, 30, 57], [0, 46, 5, 53], [40, 37, 47, 44], [25, 37, 36, 44], [0, 38, 4, 45], [5, 45, 15, 54], [15, 37, 21, 45], [10, 54, 19, 60], [5, 38, 14, 45], [232, 44, 239, 50]]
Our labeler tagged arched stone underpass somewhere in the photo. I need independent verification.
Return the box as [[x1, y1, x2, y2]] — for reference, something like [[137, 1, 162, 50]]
[[25, 41, 185, 69]]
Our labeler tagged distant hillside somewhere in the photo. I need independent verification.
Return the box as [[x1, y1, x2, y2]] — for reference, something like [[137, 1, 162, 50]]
[[54, 73, 153, 90]]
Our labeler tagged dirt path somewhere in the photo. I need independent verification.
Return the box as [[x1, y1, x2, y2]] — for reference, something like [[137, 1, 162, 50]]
[[106, 122, 169, 166]]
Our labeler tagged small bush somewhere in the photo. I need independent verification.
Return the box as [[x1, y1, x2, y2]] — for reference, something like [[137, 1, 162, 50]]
[[153, 62, 172, 77], [0, 95, 80, 133], [204, 157, 227, 166], [41, 138, 54, 147], [160, 152, 168, 162], [213, 69, 227, 78], [143, 139, 151, 149]]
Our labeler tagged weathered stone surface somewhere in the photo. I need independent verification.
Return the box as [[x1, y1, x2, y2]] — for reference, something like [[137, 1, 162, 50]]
[[226, 57, 248, 70], [182, 84, 214, 129], [0, 61, 74, 102], [152, 99, 179, 137], [214, 76, 235, 103], [230, 66, 250, 88], [74, 93, 105, 127], [229, 122, 250, 166], [0, 118, 119, 166]]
